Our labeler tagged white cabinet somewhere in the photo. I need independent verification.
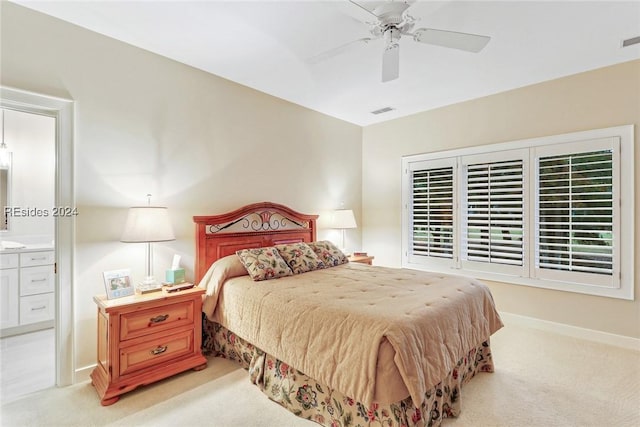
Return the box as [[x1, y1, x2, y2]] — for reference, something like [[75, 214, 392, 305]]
[[20, 293, 55, 325], [20, 265, 55, 296], [0, 267, 19, 328], [20, 251, 55, 267], [1, 253, 19, 269], [0, 249, 54, 333]]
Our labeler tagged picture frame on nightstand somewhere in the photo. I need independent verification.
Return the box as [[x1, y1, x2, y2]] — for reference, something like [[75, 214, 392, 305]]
[[103, 269, 134, 299]]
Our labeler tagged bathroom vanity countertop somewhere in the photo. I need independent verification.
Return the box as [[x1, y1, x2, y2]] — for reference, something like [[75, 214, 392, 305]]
[[0, 243, 54, 253]]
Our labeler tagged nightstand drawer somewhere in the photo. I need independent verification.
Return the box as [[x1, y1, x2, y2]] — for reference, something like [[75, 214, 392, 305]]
[[119, 329, 194, 376], [120, 300, 195, 341]]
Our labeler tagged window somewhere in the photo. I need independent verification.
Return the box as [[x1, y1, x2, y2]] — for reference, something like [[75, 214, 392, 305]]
[[411, 166, 454, 259], [402, 126, 634, 300], [407, 158, 456, 269], [533, 139, 620, 288], [461, 150, 527, 277]]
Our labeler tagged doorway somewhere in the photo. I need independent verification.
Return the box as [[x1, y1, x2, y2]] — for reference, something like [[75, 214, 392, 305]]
[[0, 87, 74, 392], [0, 107, 56, 402]]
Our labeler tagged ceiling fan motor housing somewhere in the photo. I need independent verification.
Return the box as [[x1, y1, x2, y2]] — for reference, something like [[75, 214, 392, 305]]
[[373, 2, 411, 26], [369, 1, 414, 39]]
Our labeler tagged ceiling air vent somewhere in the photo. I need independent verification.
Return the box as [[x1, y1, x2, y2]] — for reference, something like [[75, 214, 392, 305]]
[[371, 107, 395, 115], [622, 36, 640, 47]]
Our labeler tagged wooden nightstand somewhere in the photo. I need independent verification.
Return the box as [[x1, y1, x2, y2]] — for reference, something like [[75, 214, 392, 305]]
[[90, 286, 207, 405], [348, 254, 375, 265]]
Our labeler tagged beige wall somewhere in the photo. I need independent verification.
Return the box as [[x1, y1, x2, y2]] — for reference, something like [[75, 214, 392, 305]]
[[1, 3, 362, 372], [363, 59, 640, 339]]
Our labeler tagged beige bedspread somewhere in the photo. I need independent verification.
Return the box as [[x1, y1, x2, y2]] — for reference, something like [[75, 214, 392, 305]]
[[200, 262, 503, 407]]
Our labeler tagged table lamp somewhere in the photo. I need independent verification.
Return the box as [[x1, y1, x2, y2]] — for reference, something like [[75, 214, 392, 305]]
[[121, 196, 175, 291], [328, 209, 357, 255]]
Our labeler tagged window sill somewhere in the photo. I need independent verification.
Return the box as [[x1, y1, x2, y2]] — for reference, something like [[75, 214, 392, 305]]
[[402, 261, 633, 300]]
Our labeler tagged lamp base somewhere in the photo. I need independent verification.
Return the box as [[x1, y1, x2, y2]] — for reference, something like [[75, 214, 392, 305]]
[[136, 277, 163, 294]]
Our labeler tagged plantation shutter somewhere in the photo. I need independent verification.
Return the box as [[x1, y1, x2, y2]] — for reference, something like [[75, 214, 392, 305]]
[[403, 128, 629, 298], [411, 166, 454, 259], [537, 149, 614, 276], [465, 159, 524, 265]]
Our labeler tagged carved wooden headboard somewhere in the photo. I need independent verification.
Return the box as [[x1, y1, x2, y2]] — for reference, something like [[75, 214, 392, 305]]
[[193, 202, 318, 283]]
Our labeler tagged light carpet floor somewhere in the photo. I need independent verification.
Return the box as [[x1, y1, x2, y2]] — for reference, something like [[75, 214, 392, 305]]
[[1, 323, 638, 427]]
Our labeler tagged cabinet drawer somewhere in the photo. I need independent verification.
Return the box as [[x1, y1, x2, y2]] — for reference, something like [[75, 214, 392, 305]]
[[119, 329, 194, 376], [0, 254, 19, 269], [20, 265, 55, 296], [120, 300, 195, 341], [20, 293, 55, 324], [20, 251, 55, 267]]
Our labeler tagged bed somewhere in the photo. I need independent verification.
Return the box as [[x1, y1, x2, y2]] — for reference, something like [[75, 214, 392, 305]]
[[194, 202, 503, 427]]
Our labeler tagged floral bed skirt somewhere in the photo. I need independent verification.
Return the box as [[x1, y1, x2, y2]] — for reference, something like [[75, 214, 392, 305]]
[[203, 319, 495, 427]]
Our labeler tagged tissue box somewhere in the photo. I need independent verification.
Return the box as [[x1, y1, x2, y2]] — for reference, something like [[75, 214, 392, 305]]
[[165, 268, 185, 284]]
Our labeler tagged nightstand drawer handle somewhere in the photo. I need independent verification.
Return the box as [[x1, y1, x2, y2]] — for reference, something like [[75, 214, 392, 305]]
[[150, 314, 169, 323], [150, 345, 168, 356]]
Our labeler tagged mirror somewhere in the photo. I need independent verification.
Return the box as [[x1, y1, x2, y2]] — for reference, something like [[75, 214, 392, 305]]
[[0, 163, 9, 231], [0, 106, 8, 231]]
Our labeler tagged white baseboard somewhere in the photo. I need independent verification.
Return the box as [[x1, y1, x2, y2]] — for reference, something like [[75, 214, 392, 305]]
[[74, 364, 95, 384], [499, 311, 640, 352]]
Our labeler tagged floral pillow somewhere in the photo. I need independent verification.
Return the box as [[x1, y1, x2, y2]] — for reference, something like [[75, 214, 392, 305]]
[[307, 240, 349, 267], [236, 247, 293, 281], [274, 242, 326, 274]]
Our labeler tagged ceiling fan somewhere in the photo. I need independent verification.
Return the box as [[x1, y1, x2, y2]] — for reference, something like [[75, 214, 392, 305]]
[[308, 0, 491, 82]]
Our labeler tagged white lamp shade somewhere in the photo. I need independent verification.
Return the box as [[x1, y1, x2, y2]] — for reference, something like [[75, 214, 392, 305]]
[[328, 209, 357, 229], [121, 206, 175, 243]]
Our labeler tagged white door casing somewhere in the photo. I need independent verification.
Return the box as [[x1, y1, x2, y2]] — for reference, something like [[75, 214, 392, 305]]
[[1, 86, 75, 386]]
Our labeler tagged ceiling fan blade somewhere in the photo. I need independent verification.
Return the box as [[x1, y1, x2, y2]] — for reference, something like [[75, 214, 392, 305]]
[[348, 0, 381, 21], [413, 28, 490, 53], [306, 37, 375, 65], [331, 0, 377, 26], [381, 42, 399, 82]]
